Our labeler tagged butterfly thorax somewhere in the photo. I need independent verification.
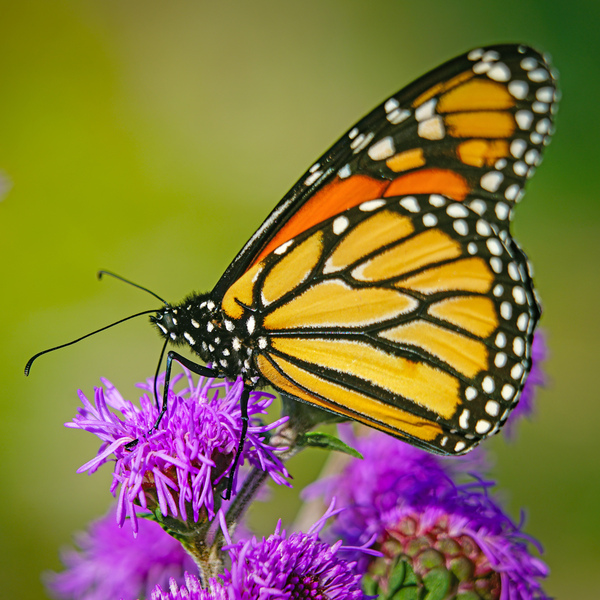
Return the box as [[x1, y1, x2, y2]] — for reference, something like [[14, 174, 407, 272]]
[[151, 292, 258, 381]]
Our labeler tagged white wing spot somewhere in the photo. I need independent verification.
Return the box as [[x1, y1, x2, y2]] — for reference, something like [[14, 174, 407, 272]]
[[476, 219, 492, 236], [274, 239, 294, 255], [512, 286, 526, 305], [184, 332, 196, 346], [482, 376, 495, 393], [429, 194, 446, 207], [520, 57, 537, 70], [481, 171, 504, 192], [476, 419, 492, 434], [333, 215, 350, 235], [453, 219, 468, 236], [454, 441, 466, 452], [304, 171, 321, 186], [511, 363, 524, 379], [510, 138, 527, 158], [516, 110, 533, 130], [513, 161, 528, 176], [500, 301, 513, 320], [469, 199, 487, 215], [418, 116, 445, 140], [359, 199, 386, 212], [536, 86, 554, 102], [508, 80, 529, 99], [415, 98, 438, 121], [399, 196, 420, 213], [508, 262, 520, 281], [495, 332, 507, 348], [485, 400, 500, 416], [487, 62, 511, 82], [505, 184, 520, 201], [501, 384, 516, 400], [495, 202, 510, 220], [528, 68, 549, 82], [191, 319, 200, 329], [368, 136, 395, 160], [384, 98, 399, 112], [513, 337, 525, 356], [247, 315, 256, 335], [423, 213, 438, 227], [517, 313, 529, 332], [338, 164, 351, 179], [459, 409, 470, 429], [465, 386, 478, 400], [490, 257, 503, 273], [495, 352, 507, 367], [386, 108, 410, 124], [486, 238, 504, 256], [446, 203, 469, 218]]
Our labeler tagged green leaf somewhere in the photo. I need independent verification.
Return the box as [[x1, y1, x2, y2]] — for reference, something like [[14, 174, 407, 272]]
[[296, 431, 363, 458]]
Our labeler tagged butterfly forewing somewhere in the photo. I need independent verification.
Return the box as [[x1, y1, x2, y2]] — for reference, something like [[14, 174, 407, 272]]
[[212, 44, 557, 299]]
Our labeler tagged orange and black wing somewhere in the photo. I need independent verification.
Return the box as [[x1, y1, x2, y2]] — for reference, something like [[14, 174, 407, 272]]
[[221, 193, 539, 454], [212, 44, 558, 298], [213, 44, 557, 453]]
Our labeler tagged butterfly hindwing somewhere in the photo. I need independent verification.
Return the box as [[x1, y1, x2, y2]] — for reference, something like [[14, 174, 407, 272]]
[[220, 192, 539, 454]]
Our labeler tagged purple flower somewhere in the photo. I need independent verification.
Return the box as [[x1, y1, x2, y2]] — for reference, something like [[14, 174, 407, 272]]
[[312, 430, 549, 599], [150, 574, 227, 600], [46, 506, 196, 600], [67, 370, 289, 531], [148, 502, 369, 600], [506, 329, 547, 434]]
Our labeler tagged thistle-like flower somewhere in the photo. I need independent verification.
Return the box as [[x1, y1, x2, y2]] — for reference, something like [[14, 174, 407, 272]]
[[313, 430, 550, 599], [67, 370, 289, 531]]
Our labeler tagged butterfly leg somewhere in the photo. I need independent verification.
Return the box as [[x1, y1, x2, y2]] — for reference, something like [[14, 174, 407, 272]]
[[156, 350, 220, 428], [222, 382, 251, 500]]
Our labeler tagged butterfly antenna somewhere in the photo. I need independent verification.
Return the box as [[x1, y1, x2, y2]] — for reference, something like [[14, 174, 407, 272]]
[[98, 270, 168, 305], [24, 309, 159, 376]]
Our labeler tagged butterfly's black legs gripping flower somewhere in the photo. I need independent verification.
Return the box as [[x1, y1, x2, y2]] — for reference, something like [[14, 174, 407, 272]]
[[158, 350, 251, 500]]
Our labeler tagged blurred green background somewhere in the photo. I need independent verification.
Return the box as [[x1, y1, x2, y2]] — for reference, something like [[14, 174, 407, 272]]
[[1, 1, 598, 598]]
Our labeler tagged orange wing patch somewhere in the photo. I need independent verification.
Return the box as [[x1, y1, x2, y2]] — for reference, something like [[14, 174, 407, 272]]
[[253, 175, 388, 265], [263, 280, 418, 330], [445, 111, 515, 139], [457, 139, 510, 167], [428, 296, 498, 338], [383, 168, 470, 201], [352, 229, 462, 282], [397, 257, 494, 294], [437, 79, 515, 113], [271, 337, 461, 419], [257, 353, 443, 441], [324, 210, 414, 274], [379, 320, 489, 379], [261, 231, 323, 305], [222, 261, 263, 319]]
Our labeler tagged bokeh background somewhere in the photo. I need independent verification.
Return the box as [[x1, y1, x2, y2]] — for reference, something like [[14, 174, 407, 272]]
[[1, 1, 598, 598]]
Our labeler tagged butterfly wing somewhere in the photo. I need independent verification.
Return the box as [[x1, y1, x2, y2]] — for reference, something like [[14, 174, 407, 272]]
[[221, 192, 538, 454], [212, 44, 557, 453], [212, 44, 558, 299]]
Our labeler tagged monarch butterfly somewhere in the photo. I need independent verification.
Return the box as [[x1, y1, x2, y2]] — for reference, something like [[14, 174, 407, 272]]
[[28, 44, 558, 476]]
